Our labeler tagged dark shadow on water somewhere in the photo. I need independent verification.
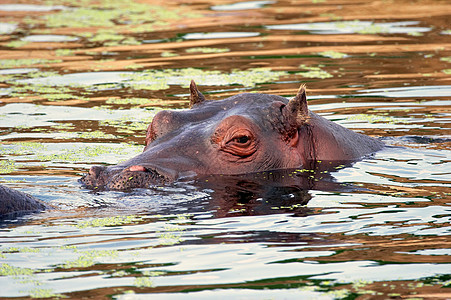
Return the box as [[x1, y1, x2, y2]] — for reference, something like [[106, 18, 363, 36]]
[[190, 164, 355, 218]]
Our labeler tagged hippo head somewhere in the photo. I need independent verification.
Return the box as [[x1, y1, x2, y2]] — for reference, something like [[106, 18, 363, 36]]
[[80, 81, 317, 190]]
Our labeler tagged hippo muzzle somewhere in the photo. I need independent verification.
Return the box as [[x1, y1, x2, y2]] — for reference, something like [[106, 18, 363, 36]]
[[80, 164, 174, 191]]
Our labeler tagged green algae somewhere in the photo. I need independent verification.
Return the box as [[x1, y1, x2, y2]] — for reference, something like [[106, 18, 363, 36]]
[[72, 131, 118, 140], [55, 48, 75, 56], [134, 276, 154, 287], [334, 21, 387, 34], [0, 160, 16, 174], [127, 67, 291, 90], [161, 51, 179, 57], [2, 247, 41, 253], [348, 114, 396, 124], [318, 51, 347, 59], [0, 59, 62, 69], [28, 288, 61, 299], [442, 69, 451, 75], [76, 215, 143, 228], [158, 232, 183, 245], [0, 142, 47, 156], [36, 144, 141, 163], [142, 270, 166, 277], [5, 82, 83, 102], [124, 63, 145, 70], [31, 0, 197, 30], [5, 40, 29, 48], [185, 47, 230, 53], [100, 116, 155, 134], [0, 263, 35, 277], [81, 30, 140, 46], [106, 97, 150, 106], [51, 123, 75, 130], [299, 64, 333, 79], [60, 249, 119, 269]]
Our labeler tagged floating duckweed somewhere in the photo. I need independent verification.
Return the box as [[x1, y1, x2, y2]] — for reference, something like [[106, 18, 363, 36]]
[[318, 51, 348, 59], [36, 144, 141, 162], [44, 93, 81, 101], [106, 97, 150, 106], [52, 123, 75, 130], [55, 48, 74, 56], [101, 116, 155, 133], [134, 276, 154, 287], [2, 247, 41, 253], [325, 288, 351, 298], [161, 51, 178, 57], [0, 263, 35, 276], [352, 279, 374, 290], [348, 114, 395, 124], [319, 13, 342, 21], [159, 232, 183, 245], [28, 288, 61, 299], [76, 215, 143, 228], [0, 160, 16, 174], [121, 37, 141, 45], [34, 1, 196, 29], [299, 64, 333, 79], [73, 131, 118, 140], [0, 142, 46, 156], [124, 63, 145, 70], [335, 21, 386, 34], [112, 270, 128, 277], [128, 67, 290, 90], [142, 270, 166, 277], [7, 83, 83, 102], [87, 31, 126, 43], [43, 8, 119, 28], [185, 47, 230, 53], [5, 40, 28, 48], [61, 250, 118, 269], [0, 59, 62, 69]]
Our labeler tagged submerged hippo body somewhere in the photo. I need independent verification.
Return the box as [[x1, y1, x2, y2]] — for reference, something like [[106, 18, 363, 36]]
[[0, 184, 49, 217], [81, 82, 384, 190]]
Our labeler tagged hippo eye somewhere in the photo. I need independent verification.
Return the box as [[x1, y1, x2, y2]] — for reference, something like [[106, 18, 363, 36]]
[[223, 130, 256, 157], [234, 135, 249, 144]]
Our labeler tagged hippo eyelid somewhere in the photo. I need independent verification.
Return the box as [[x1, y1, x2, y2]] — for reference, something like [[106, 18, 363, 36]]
[[221, 128, 257, 157]]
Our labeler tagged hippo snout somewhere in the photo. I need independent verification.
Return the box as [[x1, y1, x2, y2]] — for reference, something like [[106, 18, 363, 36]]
[[80, 164, 171, 191]]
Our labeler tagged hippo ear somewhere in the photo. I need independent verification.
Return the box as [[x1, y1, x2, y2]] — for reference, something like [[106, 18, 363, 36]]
[[285, 84, 309, 125], [189, 80, 206, 108]]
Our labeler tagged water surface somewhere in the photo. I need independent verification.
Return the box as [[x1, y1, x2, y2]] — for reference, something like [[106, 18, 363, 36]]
[[0, 0, 450, 299]]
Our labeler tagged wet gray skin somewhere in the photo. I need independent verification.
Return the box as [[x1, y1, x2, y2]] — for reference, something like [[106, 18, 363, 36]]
[[80, 81, 384, 191]]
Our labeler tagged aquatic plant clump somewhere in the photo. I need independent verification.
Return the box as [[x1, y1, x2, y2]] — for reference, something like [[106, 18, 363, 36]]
[[127, 67, 291, 90], [0, 59, 62, 69], [35, 1, 189, 29], [318, 51, 348, 59], [185, 47, 230, 53], [299, 64, 333, 79]]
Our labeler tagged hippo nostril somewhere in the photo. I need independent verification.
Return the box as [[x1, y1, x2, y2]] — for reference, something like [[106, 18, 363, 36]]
[[128, 165, 147, 172], [89, 165, 105, 178]]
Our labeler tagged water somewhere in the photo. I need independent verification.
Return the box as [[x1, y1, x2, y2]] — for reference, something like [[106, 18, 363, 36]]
[[0, 0, 450, 299]]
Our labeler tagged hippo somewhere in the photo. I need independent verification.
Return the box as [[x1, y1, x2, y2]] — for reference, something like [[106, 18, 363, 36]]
[[0, 82, 384, 216], [0, 184, 50, 218], [80, 81, 384, 190]]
